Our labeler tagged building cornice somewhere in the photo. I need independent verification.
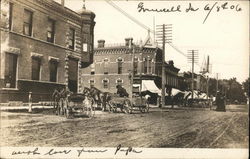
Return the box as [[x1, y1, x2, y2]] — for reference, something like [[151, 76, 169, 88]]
[[94, 46, 157, 55]]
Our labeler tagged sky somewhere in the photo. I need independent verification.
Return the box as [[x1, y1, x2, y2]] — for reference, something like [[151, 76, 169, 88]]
[[62, 0, 249, 83]]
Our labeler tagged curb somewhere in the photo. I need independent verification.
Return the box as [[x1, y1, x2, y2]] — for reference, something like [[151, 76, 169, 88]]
[[0, 105, 54, 111]]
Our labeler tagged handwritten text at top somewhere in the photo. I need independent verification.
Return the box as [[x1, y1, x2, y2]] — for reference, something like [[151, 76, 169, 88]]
[[137, 2, 242, 24]]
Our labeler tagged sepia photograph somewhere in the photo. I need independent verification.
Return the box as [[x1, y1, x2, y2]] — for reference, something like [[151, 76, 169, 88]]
[[0, 0, 249, 158]]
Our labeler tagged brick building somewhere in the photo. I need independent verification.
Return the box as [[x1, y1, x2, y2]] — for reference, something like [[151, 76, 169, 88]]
[[0, 0, 95, 103], [178, 72, 207, 93], [80, 38, 180, 97]]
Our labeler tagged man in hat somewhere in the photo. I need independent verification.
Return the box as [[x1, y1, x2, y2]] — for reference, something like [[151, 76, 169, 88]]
[[116, 85, 129, 97]]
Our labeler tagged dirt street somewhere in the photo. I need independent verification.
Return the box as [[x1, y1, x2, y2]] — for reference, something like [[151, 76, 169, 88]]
[[0, 104, 248, 148]]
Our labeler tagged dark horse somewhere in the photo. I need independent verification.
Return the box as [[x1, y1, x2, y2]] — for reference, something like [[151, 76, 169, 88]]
[[82, 87, 106, 111]]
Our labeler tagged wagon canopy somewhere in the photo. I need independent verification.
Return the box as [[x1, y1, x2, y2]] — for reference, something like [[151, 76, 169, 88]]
[[134, 80, 161, 95]]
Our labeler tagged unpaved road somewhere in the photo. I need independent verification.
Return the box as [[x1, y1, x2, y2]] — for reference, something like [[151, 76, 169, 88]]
[[0, 104, 248, 148]]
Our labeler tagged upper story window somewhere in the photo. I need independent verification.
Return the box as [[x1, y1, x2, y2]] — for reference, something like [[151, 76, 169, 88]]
[[90, 63, 95, 75], [117, 58, 123, 74], [116, 79, 123, 86], [31, 57, 41, 80], [9, 3, 13, 30], [47, 18, 55, 43], [148, 58, 152, 74], [134, 57, 138, 75], [143, 58, 147, 74], [104, 58, 108, 74], [68, 28, 75, 49], [102, 79, 109, 89], [23, 9, 33, 36], [89, 79, 95, 88]]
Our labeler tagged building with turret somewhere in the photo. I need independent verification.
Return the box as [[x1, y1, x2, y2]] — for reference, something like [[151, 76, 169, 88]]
[[0, 0, 95, 103]]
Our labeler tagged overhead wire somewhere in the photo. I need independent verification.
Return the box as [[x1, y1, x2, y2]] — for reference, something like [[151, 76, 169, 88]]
[[105, 0, 201, 68]]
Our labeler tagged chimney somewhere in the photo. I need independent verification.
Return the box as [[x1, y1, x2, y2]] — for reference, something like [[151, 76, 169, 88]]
[[169, 60, 174, 66], [61, 0, 65, 7], [97, 40, 105, 48], [125, 37, 133, 47]]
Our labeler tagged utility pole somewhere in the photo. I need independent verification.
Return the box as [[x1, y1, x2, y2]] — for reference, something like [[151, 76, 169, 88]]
[[216, 73, 219, 96], [156, 24, 172, 108], [129, 38, 134, 101], [187, 50, 198, 106]]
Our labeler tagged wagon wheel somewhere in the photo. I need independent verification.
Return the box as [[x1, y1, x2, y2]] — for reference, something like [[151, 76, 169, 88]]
[[109, 102, 117, 113], [123, 100, 132, 114]]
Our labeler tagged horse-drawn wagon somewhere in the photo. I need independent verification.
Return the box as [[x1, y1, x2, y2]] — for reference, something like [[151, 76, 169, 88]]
[[107, 95, 149, 114], [52, 89, 95, 118]]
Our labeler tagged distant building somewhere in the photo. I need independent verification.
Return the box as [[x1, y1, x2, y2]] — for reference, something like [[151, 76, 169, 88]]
[[178, 72, 207, 93], [80, 38, 181, 97], [0, 0, 95, 102]]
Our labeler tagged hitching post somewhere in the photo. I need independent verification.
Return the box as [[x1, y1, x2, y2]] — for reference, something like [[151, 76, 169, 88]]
[[28, 92, 32, 113]]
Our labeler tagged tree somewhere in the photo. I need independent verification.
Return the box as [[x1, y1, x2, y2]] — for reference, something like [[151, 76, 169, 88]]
[[242, 78, 249, 97], [226, 78, 247, 103]]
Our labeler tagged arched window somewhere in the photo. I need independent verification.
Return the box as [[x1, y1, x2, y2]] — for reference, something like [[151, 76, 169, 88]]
[[89, 79, 95, 88], [102, 78, 109, 89], [116, 78, 123, 86], [117, 57, 123, 74], [104, 58, 108, 74]]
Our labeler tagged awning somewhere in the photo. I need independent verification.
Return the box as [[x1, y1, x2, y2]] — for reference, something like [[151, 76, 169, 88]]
[[133, 80, 161, 95], [172, 88, 184, 96], [187, 91, 199, 99]]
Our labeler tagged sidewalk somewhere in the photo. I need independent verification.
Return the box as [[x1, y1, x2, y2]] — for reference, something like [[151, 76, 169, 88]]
[[0, 104, 53, 111]]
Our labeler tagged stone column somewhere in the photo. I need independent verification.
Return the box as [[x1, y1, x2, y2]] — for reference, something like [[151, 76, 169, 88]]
[[78, 60, 81, 93]]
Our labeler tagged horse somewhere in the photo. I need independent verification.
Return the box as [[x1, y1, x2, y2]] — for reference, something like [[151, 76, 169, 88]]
[[55, 88, 73, 115], [82, 87, 105, 111]]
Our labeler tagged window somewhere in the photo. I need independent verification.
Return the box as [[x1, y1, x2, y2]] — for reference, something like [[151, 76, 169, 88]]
[[134, 57, 138, 75], [116, 79, 123, 86], [23, 9, 33, 36], [89, 79, 95, 88], [83, 43, 88, 52], [4, 53, 17, 88], [148, 58, 152, 74], [117, 58, 123, 74], [9, 3, 13, 30], [49, 60, 58, 82], [31, 57, 41, 80], [143, 58, 147, 74], [104, 58, 108, 74], [47, 18, 55, 43], [68, 28, 75, 49], [103, 79, 109, 89], [68, 58, 78, 92], [90, 63, 95, 75]]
